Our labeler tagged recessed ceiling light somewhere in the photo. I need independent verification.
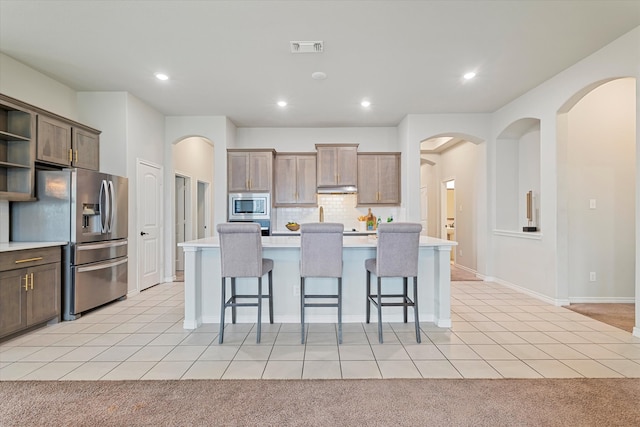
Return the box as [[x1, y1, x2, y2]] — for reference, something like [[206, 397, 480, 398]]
[[463, 71, 476, 80], [277, 101, 287, 107], [311, 71, 327, 80], [155, 73, 169, 81], [361, 100, 371, 108]]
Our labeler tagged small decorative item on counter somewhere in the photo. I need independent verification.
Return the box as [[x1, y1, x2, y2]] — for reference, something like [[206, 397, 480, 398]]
[[286, 221, 300, 231], [387, 215, 393, 222], [365, 208, 376, 230]]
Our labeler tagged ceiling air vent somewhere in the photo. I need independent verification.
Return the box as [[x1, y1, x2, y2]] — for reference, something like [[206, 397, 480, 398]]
[[290, 41, 324, 53]]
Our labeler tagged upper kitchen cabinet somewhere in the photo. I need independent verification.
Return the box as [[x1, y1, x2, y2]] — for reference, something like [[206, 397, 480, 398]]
[[357, 153, 401, 205], [227, 149, 275, 193], [0, 95, 35, 201], [274, 153, 317, 206], [315, 144, 358, 189], [36, 113, 100, 171], [36, 114, 71, 166], [71, 126, 100, 171]]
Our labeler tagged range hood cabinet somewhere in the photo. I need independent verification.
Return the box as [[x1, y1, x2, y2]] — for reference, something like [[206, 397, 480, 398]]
[[316, 185, 358, 194]]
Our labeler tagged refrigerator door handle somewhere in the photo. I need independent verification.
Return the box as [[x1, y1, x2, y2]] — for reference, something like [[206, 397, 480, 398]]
[[77, 240, 128, 251], [108, 180, 115, 233], [76, 257, 127, 273], [99, 179, 109, 233]]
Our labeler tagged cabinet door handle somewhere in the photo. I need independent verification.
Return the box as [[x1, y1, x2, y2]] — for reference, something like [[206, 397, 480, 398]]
[[75, 150, 78, 162], [29, 273, 34, 290], [68, 148, 73, 162], [15, 257, 43, 264], [23, 274, 29, 291]]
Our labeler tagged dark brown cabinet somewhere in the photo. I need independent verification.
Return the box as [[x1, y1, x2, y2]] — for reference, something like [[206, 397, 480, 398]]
[[0, 247, 61, 340], [0, 95, 35, 201], [357, 153, 401, 205], [36, 113, 100, 171], [274, 153, 317, 206]]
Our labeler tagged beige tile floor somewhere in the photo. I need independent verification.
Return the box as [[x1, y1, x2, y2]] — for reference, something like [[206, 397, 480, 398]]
[[1, 280, 639, 380]]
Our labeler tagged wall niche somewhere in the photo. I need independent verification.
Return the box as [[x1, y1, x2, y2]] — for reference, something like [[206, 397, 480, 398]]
[[495, 118, 541, 233]]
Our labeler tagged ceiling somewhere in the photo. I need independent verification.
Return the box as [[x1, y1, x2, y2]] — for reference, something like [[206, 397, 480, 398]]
[[1, 1, 638, 128]]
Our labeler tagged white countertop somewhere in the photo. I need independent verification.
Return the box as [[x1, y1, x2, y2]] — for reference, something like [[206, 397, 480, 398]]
[[180, 235, 456, 249], [0, 241, 67, 252], [271, 230, 377, 236]]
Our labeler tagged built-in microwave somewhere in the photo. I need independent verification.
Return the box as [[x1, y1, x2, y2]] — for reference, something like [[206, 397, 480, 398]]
[[228, 193, 271, 221]]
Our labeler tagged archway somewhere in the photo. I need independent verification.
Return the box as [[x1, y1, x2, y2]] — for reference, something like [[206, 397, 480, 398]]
[[171, 136, 215, 281], [557, 77, 636, 304], [420, 133, 484, 274]]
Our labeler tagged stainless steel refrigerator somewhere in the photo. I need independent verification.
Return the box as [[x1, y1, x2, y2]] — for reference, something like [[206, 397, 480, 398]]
[[11, 168, 128, 320]]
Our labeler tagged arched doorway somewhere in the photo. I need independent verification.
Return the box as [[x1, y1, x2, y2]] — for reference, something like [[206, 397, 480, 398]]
[[420, 133, 484, 274], [557, 77, 636, 304], [171, 136, 215, 281]]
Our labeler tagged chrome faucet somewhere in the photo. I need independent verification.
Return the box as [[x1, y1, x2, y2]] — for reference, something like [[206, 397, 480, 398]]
[[319, 206, 324, 222]]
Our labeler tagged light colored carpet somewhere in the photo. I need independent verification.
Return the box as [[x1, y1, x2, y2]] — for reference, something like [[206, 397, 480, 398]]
[[1, 379, 639, 426]]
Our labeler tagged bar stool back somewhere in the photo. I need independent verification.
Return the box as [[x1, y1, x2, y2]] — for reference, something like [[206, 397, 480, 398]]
[[300, 223, 344, 344], [217, 222, 273, 344], [365, 222, 422, 343]]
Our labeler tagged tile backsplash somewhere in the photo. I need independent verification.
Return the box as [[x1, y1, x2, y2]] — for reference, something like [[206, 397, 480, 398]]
[[273, 194, 402, 232]]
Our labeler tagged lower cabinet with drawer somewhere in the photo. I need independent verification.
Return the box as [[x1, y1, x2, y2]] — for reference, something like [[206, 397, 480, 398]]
[[0, 246, 61, 340]]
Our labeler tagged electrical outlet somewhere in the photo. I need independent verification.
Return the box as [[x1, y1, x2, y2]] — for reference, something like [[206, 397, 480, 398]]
[[589, 272, 596, 282], [293, 285, 300, 296]]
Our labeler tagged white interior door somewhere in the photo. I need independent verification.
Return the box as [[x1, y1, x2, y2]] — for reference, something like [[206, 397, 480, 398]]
[[137, 160, 163, 291]]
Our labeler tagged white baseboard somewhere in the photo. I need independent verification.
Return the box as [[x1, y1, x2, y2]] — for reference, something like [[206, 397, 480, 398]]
[[633, 327, 640, 338], [453, 263, 483, 280], [488, 277, 570, 306]]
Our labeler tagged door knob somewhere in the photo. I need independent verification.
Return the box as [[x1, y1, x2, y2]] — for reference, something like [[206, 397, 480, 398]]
[[140, 231, 149, 236]]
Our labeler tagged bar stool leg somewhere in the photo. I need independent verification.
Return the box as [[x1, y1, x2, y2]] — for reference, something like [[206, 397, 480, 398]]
[[268, 270, 274, 324], [413, 276, 421, 343], [219, 277, 226, 344], [231, 278, 237, 324], [366, 271, 371, 324], [256, 277, 263, 344], [337, 277, 342, 344], [300, 277, 305, 344], [377, 277, 383, 344], [403, 277, 408, 323]]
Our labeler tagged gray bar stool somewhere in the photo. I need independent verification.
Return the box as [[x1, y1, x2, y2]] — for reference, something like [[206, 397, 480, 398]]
[[299, 222, 344, 344], [217, 222, 274, 344], [365, 222, 422, 344]]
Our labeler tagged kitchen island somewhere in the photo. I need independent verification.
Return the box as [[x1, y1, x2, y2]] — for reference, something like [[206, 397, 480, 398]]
[[179, 235, 456, 330]]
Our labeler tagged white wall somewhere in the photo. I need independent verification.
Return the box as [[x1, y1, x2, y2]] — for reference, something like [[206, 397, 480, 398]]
[[566, 78, 635, 301], [236, 127, 398, 152], [436, 141, 481, 271], [0, 53, 78, 120], [490, 26, 640, 305], [77, 92, 128, 176]]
